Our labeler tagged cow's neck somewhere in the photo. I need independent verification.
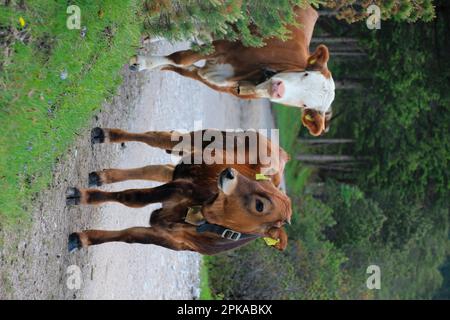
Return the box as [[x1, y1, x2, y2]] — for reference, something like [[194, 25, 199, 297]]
[[182, 203, 260, 241]]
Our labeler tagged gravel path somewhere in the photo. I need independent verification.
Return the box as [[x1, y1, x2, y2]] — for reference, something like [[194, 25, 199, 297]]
[[0, 40, 275, 299]]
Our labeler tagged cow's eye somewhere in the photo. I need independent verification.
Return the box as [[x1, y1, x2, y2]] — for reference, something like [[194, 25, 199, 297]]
[[255, 199, 264, 212], [304, 73, 309, 77]]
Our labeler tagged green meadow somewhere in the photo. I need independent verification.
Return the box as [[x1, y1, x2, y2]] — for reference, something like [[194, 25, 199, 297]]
[[0, 1, 141, 225]]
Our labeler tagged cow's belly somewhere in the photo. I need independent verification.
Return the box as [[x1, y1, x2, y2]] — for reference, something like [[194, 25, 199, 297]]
[[198, 61, 235, 87]]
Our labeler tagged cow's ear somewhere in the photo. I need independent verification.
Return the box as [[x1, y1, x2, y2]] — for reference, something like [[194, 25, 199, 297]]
[[301, 109, 325, 136], [307, 44, 330, 71], [265, 227, 288, 251]]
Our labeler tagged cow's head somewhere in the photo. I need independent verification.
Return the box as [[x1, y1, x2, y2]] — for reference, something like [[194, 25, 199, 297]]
[[256, 45, 335, 136], [203, 168, 292, 250]]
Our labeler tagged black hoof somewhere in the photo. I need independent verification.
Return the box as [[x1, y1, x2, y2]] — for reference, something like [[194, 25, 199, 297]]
[[68, 233, 82, 253], [88, 172, 102, 187], [91, 127, 105, 144], [66, 187, 81, 206], [129, 64, 139, 72]]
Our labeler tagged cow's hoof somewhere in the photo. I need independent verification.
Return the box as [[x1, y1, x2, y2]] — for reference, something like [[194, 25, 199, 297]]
[[91, 127, 105, 144], [129, 55, 140, 72], [129, 63, 140, 72], [68, 233, 82, 253], [66, 187, 81, 206], [88, 172, 102, 187], [129, 55, 147, 72], [129, 55, 138, 65]]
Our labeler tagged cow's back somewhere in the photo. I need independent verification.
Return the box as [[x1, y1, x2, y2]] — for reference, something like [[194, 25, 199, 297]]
[[211, 5, 318, 76], [172, 131, 289, 188]]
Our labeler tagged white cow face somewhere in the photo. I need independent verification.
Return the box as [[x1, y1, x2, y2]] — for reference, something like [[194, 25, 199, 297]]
[[258, 71, 335, 113], [255, 45, 336, 136]]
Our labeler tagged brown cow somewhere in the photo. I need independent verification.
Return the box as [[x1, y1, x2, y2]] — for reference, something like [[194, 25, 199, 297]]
[[67, 128, 292, 255], [130, 5, 335, 136]]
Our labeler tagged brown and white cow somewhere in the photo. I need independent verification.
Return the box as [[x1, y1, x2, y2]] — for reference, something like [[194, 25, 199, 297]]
[[130, 5, 335, 136]]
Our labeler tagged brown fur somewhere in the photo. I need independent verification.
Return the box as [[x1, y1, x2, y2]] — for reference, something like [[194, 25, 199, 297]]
[[69, 129, 292, 255]]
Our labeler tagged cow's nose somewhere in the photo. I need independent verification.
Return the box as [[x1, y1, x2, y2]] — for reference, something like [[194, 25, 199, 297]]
[[271, 80, 285, 99]]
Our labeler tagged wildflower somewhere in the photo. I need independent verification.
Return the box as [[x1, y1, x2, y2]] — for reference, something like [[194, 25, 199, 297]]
[[19, 17, 26, 28]]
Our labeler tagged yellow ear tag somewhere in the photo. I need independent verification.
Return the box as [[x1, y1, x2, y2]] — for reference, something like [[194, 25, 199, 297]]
[[304, 114, 313, 121], [263, 237, 280, 246], [255, 173, 270, 181], [309, 58, 316, 65]]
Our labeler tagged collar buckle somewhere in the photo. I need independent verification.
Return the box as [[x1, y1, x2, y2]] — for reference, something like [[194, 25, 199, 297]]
[[221, 229, 241, 241]]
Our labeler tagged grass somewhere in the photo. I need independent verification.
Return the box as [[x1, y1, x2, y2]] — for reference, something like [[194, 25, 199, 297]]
[[199, 256, 213, 300], [0, 0, 142, 225], [272, 103, 311, 194]]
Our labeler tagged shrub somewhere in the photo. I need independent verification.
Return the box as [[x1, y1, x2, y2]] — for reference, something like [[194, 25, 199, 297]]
[[141, 0, 319, 52]]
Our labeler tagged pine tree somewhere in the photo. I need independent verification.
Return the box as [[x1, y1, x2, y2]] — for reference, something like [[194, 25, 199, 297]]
[[141, 0, 318, 52], [141, 1, 435, 53]]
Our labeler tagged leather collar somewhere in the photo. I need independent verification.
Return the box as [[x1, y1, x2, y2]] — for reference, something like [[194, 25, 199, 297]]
[[184, 206, 260, 241]]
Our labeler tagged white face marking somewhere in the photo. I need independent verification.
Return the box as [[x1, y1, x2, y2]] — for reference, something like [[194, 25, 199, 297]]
[[219, 168, 238, 195], [257, 71, 335, 113], [198, 63, 235, 87]]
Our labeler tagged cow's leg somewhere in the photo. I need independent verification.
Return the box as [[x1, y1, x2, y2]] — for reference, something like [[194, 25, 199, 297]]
[[167, 50, 208, 66], [91, 127, 206, 158], [91, 127, 186, 151], [66, 180, 194, 207], [129, 49, 207, 72], [162, 65, 239, 96], [88, 164, 174, 187], [68, 226, 192, 252], [129, 55, 173, 72]]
